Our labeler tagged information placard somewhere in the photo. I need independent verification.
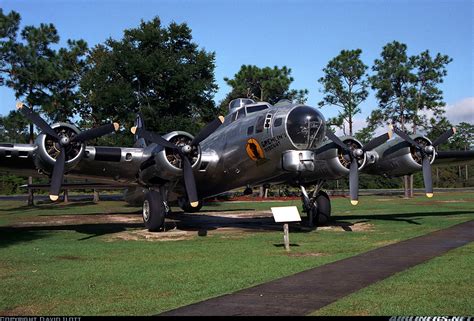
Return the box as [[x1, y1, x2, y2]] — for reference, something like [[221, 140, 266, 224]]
[[271, 206, 301, 223]]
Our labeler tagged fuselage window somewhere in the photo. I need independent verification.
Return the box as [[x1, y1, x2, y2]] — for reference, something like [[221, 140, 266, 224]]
[[247, 126, 254, 135], [274, 117, 283, 127], [246, 104, 269, 114], [255, 116, 265, 133]]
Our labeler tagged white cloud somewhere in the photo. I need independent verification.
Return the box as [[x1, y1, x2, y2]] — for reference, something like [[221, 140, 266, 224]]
[[330, 97, 473, 138], [444, 97, 474, 125]]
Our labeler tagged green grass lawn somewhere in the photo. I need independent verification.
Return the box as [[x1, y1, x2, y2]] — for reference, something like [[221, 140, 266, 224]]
[[0, 192, 473, 315]]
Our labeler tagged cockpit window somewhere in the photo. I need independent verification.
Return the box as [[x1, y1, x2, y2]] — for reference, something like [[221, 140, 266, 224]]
[[246, 104, 269, 114], [236, 108, 246, 120], [286, 106, 325, 149]]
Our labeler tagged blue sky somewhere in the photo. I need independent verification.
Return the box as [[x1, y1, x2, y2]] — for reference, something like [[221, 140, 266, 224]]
[[1, 0, 473, 128]]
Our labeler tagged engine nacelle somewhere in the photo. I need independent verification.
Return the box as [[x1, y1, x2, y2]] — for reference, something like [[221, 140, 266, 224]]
[[309, 136, 367, 180], [34, 122, 85, 174], [138, 131, 201, 185], [363, 135, 435, 177]]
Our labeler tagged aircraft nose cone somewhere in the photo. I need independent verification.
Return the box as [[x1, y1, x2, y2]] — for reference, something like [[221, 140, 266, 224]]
[[286, 105, 326, 149]]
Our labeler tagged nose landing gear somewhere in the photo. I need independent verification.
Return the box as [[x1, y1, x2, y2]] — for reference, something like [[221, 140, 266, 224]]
[[301, 183, 331, 227]]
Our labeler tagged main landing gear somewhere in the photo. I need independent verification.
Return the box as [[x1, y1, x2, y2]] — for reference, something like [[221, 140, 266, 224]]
[[300, 182, 331, 227], [142, 189, 203, 232], [142, 189, 171, 231]]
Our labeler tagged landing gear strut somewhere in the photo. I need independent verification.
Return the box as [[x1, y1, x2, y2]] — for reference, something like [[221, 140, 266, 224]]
[[301, 183, 331, 227]]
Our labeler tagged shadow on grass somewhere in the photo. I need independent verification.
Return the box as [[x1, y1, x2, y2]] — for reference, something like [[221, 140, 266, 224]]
[[334, 210, 474, 224], [0, 201, 100, 213], [0, 222, 144, 247], [0, 209, 471, 247]]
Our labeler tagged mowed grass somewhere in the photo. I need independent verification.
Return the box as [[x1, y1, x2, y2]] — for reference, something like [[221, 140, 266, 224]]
[[0, 192, 473, 315], [311, 242, 474, 316]]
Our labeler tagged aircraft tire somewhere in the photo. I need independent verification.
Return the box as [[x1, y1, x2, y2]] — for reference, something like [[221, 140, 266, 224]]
[[143, 190, 166, 232], [315, 191, 331, 225]]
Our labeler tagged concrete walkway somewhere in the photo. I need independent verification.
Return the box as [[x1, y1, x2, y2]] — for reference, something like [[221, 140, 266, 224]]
[[161, 220, 474, 316]]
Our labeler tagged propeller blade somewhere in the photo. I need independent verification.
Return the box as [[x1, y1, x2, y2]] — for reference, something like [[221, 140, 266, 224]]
[[431, 127, 456, 147], [191, 116, 225, 146], [72, 123, 119, 142], [392, 126, 421, 149], [17, 103, 59, 140], [362, 132, 391, 152], [326, 130, 350, 152], [181, 152, 199, 207], [131, 127, 177, 149], [349, 159, 359, 205], [422, 156, 433, 198], [49, 146, 66, 201]]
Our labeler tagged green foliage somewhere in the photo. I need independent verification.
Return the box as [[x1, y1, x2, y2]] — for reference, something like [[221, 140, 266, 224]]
[[0, 174, 26, 194], [318, 49, 369, 136], [220, 65, 308, 110], [0, 9, 88, 126], [448, 122, 474, 150], [0, 9, 21, 79], [0, 110, 29, 143], [78, 17, 218, 135], [369, 41, 452, 133]]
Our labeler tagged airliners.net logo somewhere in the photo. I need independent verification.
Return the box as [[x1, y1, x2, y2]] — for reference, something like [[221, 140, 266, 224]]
[[390, 317, 473, 321]]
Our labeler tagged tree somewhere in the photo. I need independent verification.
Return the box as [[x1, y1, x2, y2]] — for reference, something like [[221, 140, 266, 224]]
[[318, 49, 369, 136], [220, 65, 308, 110], [0, 110, 29, 143], [0, 9, 21, 84], [369, 41, 415, 131], [79, 17, 218, 136], [43, 39, 88, 122], [449, 122, 474, 150], [368, 41, 452, 197], [369, 41, 452, 132], [409, 50, 452, 133], [1, 10, 88, 124]]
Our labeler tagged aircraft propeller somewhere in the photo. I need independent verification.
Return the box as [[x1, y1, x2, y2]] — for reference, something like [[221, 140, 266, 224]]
[[325, 129, 393, 205], [392, 126, 456, 198], [131, 116, 225, 207], [16, 102, 119, 201]]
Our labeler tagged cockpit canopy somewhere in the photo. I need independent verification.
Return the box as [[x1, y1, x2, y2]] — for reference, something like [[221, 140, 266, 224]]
[[228, 98, 256, 114]]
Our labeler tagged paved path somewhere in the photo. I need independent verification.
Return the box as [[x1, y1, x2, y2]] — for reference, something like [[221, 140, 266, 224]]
[[161, 220, 474, 316]]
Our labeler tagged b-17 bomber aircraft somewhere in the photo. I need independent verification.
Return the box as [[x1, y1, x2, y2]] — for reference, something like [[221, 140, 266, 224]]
[[1, 99, 473, 231]]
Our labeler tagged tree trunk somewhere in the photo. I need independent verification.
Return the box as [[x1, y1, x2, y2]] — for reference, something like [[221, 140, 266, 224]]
[[409, 174, 414, 198], [403, 176, 409, 198], [259, 186, 264, 198], [436, 168, 439, 187], [93, 189, 100, 202], [27, 122, 34, 206]]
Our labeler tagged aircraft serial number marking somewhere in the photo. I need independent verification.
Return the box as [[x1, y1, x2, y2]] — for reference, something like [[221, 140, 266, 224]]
[[246, 138, 265, 161]]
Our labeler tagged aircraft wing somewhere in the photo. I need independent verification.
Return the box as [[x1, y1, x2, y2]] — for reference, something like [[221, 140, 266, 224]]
[[433, 150, 474, 166]]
